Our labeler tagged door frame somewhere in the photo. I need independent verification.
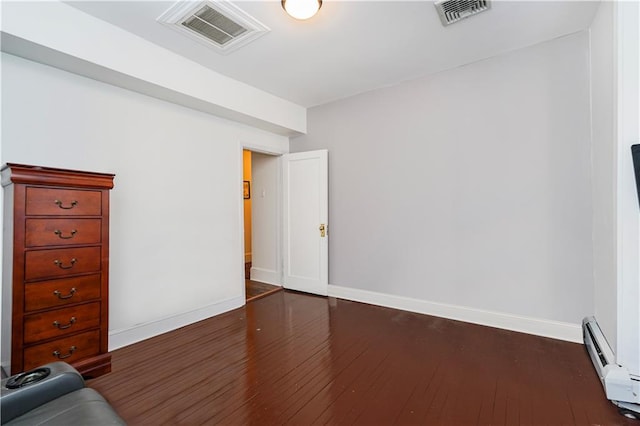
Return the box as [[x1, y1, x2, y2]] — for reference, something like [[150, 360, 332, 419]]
[[238, 144, 330, 301]]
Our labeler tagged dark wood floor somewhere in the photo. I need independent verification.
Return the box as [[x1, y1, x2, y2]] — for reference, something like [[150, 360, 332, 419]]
[[245, 279, 282, 302], [89, 291, 634, 425]]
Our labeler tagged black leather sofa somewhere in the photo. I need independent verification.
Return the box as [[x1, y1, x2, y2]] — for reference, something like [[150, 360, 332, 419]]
[[1, 362, 125, 425]]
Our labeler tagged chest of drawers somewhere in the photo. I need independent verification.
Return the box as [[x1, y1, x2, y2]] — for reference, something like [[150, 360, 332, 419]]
[[2, 164, 114, 378]]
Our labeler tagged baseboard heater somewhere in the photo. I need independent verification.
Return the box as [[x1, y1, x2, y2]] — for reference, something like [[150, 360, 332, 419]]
[[582, 316, 640, 418]]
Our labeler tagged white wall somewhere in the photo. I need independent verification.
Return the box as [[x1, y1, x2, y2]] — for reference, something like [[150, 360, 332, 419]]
[[614, 0, 640, 376], [250, 152, 281, 285], [590, 0, 617, 352], [292, 32, 593, 334], [0, 53, 289, 353]]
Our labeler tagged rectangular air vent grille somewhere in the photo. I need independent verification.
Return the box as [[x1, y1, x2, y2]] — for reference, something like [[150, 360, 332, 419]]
[[182, 5, 247, 46], [158, 1, 270, 55], [435, 0, 491, 26]]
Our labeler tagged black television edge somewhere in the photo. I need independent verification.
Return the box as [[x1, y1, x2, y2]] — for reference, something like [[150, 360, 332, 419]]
[[632, 144, 640, 209]]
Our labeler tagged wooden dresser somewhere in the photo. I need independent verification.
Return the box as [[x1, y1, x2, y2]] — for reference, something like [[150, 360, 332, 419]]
[[2, 164, 114, 378]]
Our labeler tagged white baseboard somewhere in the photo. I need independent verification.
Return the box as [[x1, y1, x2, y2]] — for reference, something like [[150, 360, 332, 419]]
[[328, 285, 582, 343], [250, 267, 281, 286], [108, 296, 244, 351]]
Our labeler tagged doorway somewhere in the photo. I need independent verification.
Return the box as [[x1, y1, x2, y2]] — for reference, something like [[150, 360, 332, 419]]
[[240, 148, 329, 301], [243, 149, 282, 301]]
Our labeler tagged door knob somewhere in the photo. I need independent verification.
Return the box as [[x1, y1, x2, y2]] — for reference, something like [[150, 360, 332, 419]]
[[319, 224, 326, 238]]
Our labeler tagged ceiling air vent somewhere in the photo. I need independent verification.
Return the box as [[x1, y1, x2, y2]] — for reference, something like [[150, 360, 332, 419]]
[[434, 0, 491, 26], [157, 1, 270, 55]]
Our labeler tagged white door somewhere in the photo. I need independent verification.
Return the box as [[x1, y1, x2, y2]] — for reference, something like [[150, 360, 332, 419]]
[[283, 150, 328, 296]]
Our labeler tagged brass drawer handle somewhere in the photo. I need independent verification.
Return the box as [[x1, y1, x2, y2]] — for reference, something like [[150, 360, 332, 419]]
[[53, 346, 76, 360], [53, 317, 76, 330], [54, 199, 78, 210], [53, 258, 77, 269], [53, 288, 77, 300], [54, 229, 77, 240]]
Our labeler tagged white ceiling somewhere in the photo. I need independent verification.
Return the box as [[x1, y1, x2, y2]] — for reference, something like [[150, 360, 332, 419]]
[[65, 1, 600, 108]]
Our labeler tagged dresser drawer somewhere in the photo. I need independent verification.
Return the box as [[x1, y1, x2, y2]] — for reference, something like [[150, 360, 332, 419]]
[[24, 302, 100, 344], [25, 218, 102, 247], [25, 187, 102, 216], [23, 329, 100, 371], [25, 274, 101, 312], [25, 247, 101, 281]]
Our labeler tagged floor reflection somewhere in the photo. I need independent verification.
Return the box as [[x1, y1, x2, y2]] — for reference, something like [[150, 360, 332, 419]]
[[90, 291, 627, 425]]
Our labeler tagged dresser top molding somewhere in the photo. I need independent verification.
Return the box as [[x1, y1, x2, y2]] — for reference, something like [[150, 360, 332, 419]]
[[1, 163, 115, 189]]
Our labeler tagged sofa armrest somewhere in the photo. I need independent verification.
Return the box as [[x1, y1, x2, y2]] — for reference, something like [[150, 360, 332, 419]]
[[1, 362, 85, 424]]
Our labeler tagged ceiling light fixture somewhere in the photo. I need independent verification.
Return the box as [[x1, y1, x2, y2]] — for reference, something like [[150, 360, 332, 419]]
[[281, 0, 322, 20]]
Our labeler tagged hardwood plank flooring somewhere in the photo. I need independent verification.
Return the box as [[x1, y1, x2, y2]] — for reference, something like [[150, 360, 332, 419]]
[[245, 280, 282, 302], [88, 291, 634, 425]]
